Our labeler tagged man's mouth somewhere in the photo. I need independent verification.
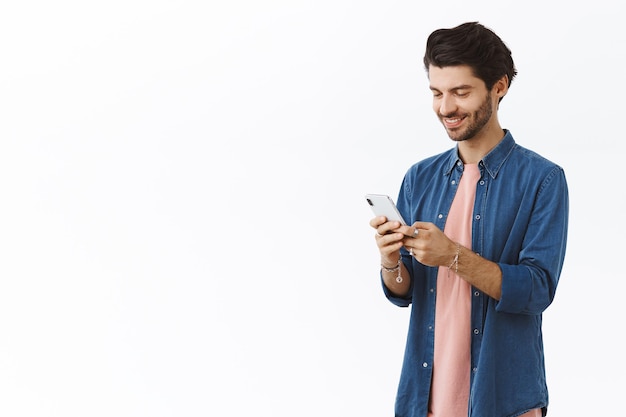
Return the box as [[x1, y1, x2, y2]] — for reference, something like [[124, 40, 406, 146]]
[[442, 116, 464, 129]]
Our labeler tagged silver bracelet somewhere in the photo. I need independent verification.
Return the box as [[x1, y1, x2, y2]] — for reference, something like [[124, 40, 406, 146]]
[[381, 262, 399, 272], [381, 258, 403, 283], [448, 243, 460, 274]]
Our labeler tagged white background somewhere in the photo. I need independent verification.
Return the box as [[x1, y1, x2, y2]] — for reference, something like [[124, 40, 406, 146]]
[[0, 1, 623, 416]]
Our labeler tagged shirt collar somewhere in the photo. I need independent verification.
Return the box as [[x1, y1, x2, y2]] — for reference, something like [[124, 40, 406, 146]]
[[444, 130, 516, 179]]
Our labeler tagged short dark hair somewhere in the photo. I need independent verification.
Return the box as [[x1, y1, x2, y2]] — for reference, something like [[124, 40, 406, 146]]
[[423, 22, 517, 94]]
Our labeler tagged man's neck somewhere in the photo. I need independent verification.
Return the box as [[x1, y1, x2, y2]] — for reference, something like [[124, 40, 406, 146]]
[[457, 124, 505, 164]]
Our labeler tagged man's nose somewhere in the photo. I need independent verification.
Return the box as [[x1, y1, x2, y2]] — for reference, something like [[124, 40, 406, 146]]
[[439, 95, 457, 116]]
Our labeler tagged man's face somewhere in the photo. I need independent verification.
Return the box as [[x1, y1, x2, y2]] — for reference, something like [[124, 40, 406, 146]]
[[428, 65, 495, 142]]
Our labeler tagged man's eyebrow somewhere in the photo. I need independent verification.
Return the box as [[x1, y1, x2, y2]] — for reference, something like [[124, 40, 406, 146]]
[[429, 84, 474, 92]]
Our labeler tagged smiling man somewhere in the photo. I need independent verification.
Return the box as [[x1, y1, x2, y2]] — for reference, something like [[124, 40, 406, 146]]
[[369, 22, 569, 417]]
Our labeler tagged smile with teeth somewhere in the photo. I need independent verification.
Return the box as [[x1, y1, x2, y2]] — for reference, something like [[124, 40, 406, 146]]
[[443, 116, 465, 128]]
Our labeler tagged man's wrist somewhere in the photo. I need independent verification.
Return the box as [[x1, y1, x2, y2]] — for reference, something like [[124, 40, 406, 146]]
[[381, 256, 400, 270], [448, 242, 461, 273], [381, 257, 404, 284], [381, 262, 400, 272]]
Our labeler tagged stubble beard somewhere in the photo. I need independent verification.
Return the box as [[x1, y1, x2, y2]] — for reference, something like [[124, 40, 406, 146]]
[[441, 93, 493, 142]]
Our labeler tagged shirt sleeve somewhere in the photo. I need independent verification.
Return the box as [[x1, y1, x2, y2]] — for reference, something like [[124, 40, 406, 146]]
[[496, 166, 569, 314]]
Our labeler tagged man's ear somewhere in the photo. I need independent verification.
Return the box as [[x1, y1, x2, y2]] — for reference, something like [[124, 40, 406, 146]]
[[494, 75, 509, 99]]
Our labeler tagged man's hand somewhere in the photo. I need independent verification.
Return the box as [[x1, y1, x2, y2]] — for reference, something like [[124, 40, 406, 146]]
[[369, 216, 406, 267], [402, 221, 456, 267]]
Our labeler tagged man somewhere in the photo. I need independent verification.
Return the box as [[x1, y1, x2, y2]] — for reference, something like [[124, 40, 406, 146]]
[[369, 22, 568, 417]]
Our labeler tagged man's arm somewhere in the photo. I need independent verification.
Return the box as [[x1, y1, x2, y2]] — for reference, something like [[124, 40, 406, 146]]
[[452, 244, 501, 299], [370, 216, 413, 298], [381, 261, 412, 298], [399, 222, 502, 300]]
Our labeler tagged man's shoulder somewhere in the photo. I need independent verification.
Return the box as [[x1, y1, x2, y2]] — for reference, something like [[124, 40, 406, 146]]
[[494, 131, 565, 176], [504, 143, 568, 194], [510, 143, 564, 171]]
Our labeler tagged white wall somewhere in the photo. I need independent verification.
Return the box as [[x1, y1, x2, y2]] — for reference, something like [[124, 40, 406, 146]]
[[0, 1, 622, 416]]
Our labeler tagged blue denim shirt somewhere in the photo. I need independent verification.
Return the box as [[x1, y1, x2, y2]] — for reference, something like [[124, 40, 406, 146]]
[[383, 131, 568, 417]]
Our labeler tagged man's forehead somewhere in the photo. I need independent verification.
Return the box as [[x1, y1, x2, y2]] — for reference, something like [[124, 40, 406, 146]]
[[428, 65, 482, 89]]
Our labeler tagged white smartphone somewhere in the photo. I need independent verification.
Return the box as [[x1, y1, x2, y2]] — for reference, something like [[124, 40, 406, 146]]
[[365, 194, 407, 225]]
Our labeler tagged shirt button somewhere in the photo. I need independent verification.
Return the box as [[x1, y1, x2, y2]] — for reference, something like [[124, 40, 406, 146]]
[[474, 291, 480, 296], [423, 362, 429, 368], [429, 288, 434, 293], [473, 367, 478, 373], [475, 214, 481, 220], [479, 180, 485, 186], [473, 328, 480, 335], [457, 161, 462, 166], [451, 180, 456, 185], [438, 214, 443, 219]]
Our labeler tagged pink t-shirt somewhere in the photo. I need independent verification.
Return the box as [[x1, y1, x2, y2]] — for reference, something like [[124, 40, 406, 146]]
[[427, 164, 540, 417]]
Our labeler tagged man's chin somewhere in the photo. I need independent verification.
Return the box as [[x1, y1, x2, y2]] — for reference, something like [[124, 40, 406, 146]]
[[445, 128, 468, 142]]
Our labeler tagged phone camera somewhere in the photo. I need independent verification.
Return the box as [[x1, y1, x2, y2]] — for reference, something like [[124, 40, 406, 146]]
[[366, 198, 373, 206]]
